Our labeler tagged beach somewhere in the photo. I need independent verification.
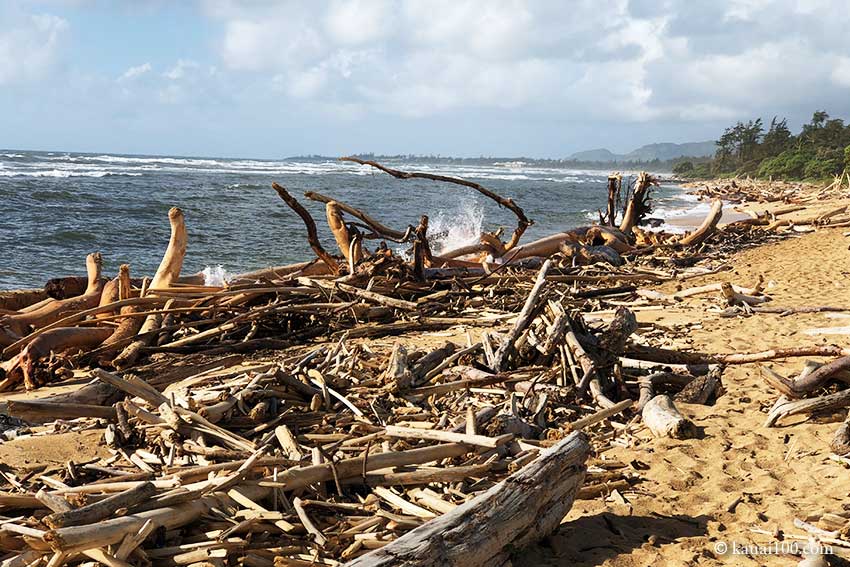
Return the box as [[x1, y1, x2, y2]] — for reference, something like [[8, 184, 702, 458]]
[[2, 173, 850, 565], [520, 201, 850, 566]]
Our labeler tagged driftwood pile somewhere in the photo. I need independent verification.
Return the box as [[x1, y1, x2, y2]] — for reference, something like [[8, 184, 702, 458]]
[[684, 175, 850, 205], [0, 160, 843, 566]]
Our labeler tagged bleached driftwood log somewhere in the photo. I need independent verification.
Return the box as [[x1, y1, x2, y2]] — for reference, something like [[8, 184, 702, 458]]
[[678, 198, 723, 247], [642, 394, 698, 439], [344, 431, 590, 567], [96, 265, 144, 365], [720, 282, 770, 306], [114, 209, 186, 369], [0, 253, 104, 350], [491, 260, 551, 372], [764, 388, 850, 427], [762, 354, 850, 398]]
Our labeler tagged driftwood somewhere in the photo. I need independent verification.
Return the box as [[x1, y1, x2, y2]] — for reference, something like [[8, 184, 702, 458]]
[[43, 482, 157, 529], [491, 260, 551, 371], [619, 172, 657, 235], [831, 412, 850, 456], [1, 253, 104, 350], [679, 199, 723, 247], [342, 157, 531, 251], [765, 388, 850, 427], [304, 190, 407, 241], [642, 395, 698, 439], [762, 355, 850, 398], [3, 162, 831, 565], [0, 289, 48, 312], [675, 366, 723, 405], [345, 432, 589, 567], [272, 183, 340, 274], [113, 209, 187, 369]]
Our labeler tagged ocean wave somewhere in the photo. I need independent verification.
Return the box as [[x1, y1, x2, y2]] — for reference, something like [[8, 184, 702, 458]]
[[0, 153, 25, 158], [20, 153, 622, 181], [0, 170, 143, 178], [652, 200, 712, 219]]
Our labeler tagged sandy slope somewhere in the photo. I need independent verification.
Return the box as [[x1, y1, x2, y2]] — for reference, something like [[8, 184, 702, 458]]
[[520, 224, 850, 566]]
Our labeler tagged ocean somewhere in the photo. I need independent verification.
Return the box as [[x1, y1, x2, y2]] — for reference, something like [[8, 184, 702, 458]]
[[0, 150, 705, 289]]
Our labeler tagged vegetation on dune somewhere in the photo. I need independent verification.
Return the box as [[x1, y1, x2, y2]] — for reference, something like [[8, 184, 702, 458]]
[[676, 111, 850, 182]]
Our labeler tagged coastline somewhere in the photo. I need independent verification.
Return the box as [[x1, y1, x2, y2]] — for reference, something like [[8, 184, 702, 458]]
[[2, 175, 850, 565]]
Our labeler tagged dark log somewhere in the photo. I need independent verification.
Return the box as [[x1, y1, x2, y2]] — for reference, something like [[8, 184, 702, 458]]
[[272, 183, 340, 274], [0, 289, 48, 312], [342, 157, 531, 251], [675, 366, 723, 405]]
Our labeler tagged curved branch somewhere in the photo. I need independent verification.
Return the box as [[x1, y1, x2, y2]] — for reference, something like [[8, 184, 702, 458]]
[[272, 183, 340, 275], [679, 199, 723, 247], [304, 191, 407, 241], [763, 355, 850, 398], [341, 157, 532, 250]]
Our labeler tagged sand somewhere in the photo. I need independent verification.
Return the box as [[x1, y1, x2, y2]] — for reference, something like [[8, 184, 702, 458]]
[[518, 204, 850, 566]]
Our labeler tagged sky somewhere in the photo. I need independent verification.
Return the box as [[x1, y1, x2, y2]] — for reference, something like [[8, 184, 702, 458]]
[[1, 0, 849, 159]]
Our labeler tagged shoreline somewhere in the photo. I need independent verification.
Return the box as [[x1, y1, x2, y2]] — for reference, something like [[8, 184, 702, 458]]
[[2, 176, 850, 565]]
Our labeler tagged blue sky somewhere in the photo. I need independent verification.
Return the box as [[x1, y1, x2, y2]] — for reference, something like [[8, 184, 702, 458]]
[[1, 0, 849, 159]]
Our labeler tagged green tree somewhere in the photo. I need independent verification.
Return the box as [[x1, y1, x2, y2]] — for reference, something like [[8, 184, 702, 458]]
[[672, 161, 694, 175], [761, 117, 792, 156]]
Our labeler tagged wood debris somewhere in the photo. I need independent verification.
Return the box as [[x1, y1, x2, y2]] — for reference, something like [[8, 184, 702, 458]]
[[2, 160, 846, 565]]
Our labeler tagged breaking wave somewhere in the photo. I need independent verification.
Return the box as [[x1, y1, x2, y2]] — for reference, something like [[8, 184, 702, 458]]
[[429, 198, 486, 255]]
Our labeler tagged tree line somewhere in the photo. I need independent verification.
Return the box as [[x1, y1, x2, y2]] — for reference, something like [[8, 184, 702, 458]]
[[674, 111, 850, 181]]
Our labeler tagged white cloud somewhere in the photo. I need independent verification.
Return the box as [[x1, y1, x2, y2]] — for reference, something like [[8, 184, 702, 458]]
[[198, 0, 850, 127], [118, 62, 152, 81], [0, 10, 68, 85], [163, 59, 199, 80], [324, 0, 393, 45]]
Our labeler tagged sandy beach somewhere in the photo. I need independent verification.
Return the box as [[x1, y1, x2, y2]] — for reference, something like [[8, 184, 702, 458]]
[[2, 177, 850, 566]]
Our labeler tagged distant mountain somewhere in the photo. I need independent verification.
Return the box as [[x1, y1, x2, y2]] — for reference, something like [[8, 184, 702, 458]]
[[567, 148, 619, 162], [568, 141, 715, 162]]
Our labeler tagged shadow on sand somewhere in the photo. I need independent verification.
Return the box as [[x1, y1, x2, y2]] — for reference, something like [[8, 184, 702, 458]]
[[515, 512, 711, 566]]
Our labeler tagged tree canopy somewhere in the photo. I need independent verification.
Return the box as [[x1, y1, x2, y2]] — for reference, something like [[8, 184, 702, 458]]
[[677, 111, 850, 181]]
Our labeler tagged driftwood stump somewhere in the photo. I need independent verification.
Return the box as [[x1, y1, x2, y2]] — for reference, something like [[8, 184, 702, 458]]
[[642, 395, 698, 439]]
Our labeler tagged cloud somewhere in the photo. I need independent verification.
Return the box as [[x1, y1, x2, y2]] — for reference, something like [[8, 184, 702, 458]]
[[118, 62, 152, 81], [198, 0, 850, 128], [0, 9, 68, 86], [163, 59, 199, 80]]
